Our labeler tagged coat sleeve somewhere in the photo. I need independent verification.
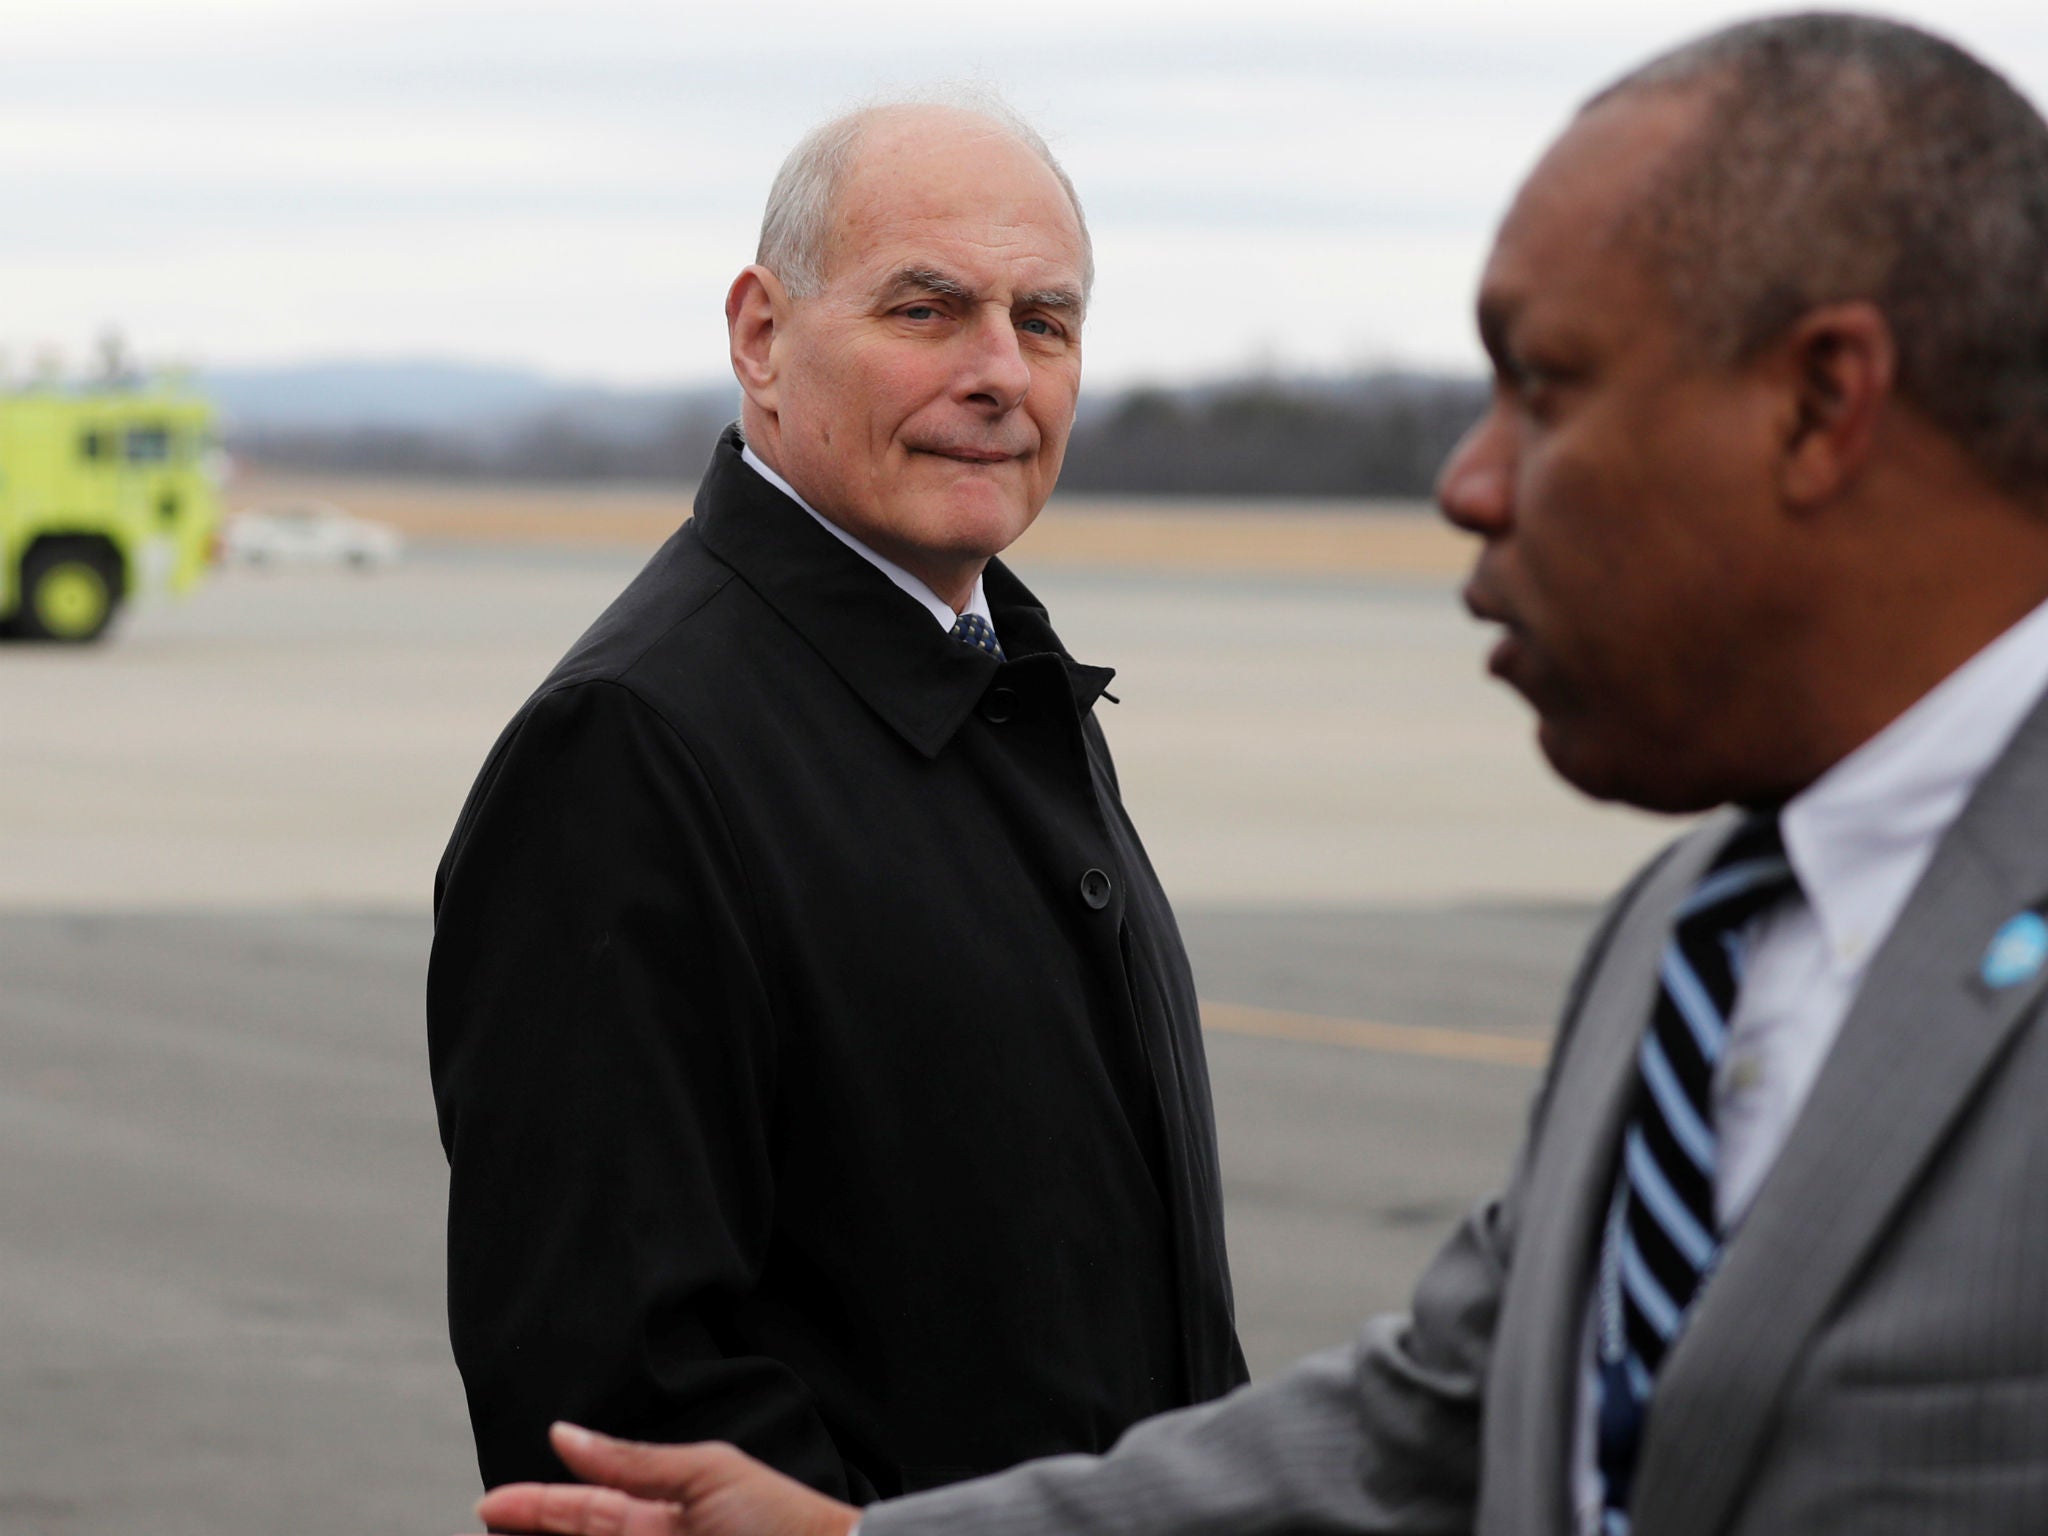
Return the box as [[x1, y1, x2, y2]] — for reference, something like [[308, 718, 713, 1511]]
[[427, 680, 862, 1499]]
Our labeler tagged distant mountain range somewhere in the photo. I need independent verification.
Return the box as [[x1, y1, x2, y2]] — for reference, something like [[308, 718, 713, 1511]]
[[199, 359, 740, 440]]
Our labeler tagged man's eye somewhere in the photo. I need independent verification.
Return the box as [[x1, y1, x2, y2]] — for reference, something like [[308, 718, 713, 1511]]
[[1498, 355, 1561, 399], [1019, 317, 1058, 337], [902, 304, 940, 321]]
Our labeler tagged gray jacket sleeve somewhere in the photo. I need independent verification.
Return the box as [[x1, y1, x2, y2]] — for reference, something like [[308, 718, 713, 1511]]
[[860, 1192, 1510, 1536], [859, 851, 1667, 1536]]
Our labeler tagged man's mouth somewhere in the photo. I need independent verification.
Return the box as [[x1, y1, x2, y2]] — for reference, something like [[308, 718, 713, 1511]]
[[1484, 629, 1525, 682], [915, 445, 1022, 465], [1461, 581, 1526, 681]]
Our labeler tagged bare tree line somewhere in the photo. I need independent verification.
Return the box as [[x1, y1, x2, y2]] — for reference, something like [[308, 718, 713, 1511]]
[[231, 397, 740, 484], [233, 372, 1486, 499], [1058, 375, 1486, 498]]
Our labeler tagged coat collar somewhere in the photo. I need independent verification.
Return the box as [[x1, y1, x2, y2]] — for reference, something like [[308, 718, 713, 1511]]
[[690, 426, 1115, 759]]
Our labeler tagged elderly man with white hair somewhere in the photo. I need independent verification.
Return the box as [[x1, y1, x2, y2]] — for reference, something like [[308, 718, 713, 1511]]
[[426, 95, 1248, 1511]]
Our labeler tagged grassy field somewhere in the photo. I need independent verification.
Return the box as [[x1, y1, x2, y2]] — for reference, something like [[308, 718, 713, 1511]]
[[229, 472, 1474, 582]]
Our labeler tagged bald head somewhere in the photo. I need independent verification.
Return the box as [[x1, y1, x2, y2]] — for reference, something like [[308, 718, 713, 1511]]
[[757, 98, 1094, 305], [1584, 12, 2048, 503]]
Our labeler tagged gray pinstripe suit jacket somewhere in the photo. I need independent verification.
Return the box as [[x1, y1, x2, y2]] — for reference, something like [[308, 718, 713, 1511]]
[[863, 688, 2048, 1536]]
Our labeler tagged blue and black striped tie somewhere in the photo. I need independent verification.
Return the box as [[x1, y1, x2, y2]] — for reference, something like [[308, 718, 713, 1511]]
[[951, 612, 1004, 661], [1595, 812, 1797, 1534]]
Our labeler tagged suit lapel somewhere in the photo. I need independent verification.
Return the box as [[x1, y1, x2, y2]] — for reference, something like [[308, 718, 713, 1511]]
[[1634, 693, 2048, 1536], [1482, 822, 1725, 1536]]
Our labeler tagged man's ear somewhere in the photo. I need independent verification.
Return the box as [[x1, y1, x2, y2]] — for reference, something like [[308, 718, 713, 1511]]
[[727, 265, 788, 413], [1778, 300, 1896, 508]]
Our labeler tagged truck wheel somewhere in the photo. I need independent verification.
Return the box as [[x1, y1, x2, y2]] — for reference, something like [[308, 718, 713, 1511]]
[[16, 541, 122, 642]]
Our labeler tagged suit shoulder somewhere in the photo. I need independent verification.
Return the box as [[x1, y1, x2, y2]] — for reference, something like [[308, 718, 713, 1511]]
[[540, 521, 738, 690], [525, 520, 810, 736], [433, 668, 729, 915]]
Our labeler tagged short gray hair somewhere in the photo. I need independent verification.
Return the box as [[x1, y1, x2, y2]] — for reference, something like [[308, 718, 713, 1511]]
[[1590, 12, 2048, 501], [755, 90, 1094, 302]]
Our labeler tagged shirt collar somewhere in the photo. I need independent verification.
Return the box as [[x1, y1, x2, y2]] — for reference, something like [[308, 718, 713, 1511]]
[[740, 441, 994, 636], [1782, 594, 2048, 971], [694, 426, 1112, 758]]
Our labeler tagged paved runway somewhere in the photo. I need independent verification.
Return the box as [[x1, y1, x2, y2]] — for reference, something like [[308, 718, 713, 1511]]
[[0, 531, 1663, 1535], [0, 903, 1588, 1536], [0, 543, 1675, 910]]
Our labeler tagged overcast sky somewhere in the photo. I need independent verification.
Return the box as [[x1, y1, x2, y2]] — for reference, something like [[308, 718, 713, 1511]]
[[12, 0, 2048, 391]]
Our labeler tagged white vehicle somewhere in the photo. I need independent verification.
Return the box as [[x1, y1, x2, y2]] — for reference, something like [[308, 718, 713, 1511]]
[[222, 501, 403, 569]]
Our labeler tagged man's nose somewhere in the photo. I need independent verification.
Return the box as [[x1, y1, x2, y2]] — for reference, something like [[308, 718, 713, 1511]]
[[1436, 410, 1514, 536], [958, 310, 1033, 413]]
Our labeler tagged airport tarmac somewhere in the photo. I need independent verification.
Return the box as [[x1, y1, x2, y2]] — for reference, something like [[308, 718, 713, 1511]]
[[1, 522, 1683, 1536], [1, 528, 1674, 911]]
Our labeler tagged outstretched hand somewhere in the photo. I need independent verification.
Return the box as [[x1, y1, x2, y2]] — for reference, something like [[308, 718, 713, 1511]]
[[469, 1423, 862, 1536]]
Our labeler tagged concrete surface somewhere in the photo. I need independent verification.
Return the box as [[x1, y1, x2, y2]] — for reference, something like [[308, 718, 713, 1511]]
[[0, 525, 1674, 1535], [0, 540, 1679, 910], [0, 903, 1583, 1536]]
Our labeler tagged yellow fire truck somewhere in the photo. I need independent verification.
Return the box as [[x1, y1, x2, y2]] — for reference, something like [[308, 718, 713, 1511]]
[[0, 385, 222, 642]]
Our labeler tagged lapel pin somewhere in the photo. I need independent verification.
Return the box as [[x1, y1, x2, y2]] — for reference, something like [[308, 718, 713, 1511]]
[[1980, 911, 2048, 989]]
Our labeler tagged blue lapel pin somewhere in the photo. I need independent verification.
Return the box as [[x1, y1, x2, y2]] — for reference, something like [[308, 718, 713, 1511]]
[[1981, 911, 2048, 989]]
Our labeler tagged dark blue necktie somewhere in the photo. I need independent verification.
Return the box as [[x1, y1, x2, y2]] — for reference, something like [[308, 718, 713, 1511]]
[[951, 611, 1003, 661], [1595, 813, 1797, 1533]]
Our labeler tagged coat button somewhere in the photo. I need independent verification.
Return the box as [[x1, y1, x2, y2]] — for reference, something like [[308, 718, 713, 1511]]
[[981, 686, 1017, 724], [1079, 868, 1113, 909]]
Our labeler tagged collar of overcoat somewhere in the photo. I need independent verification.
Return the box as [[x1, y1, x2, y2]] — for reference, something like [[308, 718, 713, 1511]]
[[1499, 677, 2048, 1536], [690, 425, 1117, 759]]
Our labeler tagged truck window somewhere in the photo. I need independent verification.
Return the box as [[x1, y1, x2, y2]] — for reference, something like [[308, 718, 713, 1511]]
[[125, 427, 171, 463], [80, 429, 110, 462]]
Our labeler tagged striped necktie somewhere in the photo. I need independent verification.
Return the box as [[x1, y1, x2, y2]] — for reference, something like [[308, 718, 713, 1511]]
[[1595, 812, 1797, 1534], [951, 611, 1004, 661]]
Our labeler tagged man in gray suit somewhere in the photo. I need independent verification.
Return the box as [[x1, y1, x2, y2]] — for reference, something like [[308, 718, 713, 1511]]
[[469, 13, 2048, 1536]]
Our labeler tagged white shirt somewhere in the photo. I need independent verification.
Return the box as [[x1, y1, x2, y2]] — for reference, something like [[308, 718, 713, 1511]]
[[1571, 594, 2048, 1534], [740, 442, 995, 637]]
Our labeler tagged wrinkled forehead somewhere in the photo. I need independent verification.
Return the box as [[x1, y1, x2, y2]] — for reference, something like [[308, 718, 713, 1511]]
[[822, 115, 1087, 289]]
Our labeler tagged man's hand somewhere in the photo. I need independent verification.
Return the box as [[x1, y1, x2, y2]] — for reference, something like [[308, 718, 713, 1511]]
[[470, 1422, 862, 1536]]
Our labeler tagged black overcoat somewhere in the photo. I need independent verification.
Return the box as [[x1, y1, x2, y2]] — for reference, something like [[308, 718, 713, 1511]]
[[429, 429, 1247, 1501]]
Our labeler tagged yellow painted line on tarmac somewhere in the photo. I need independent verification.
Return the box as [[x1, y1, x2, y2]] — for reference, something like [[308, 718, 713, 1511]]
[[1201, 1001, 1550, 1069]]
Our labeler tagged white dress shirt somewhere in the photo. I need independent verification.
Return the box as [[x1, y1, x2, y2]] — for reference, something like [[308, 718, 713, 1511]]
[[1571, 594, 2048, 1533], [740, 442, 995, 637]]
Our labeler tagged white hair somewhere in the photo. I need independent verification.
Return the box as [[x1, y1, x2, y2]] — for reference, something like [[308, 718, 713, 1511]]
[[755, 88, 1094, 301]]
